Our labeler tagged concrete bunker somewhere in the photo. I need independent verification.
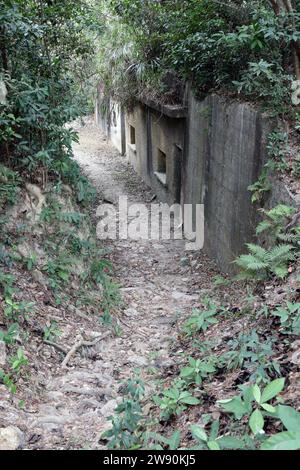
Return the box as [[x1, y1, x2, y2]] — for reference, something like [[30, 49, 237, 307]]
[[95, 86, 299, 273]]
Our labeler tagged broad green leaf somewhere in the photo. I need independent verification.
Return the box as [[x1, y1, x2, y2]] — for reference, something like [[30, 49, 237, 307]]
[[261, 432, 300, 450], [180, 396, 200, 405], [12, 360, 19, 370], [180, 367, 194, 377], [165, 389, 179, 400], [210, 420, 220, 441], [273, 309, 289, 323], [252, 384, 261, 404], [287, 302, 300, 313], [200, 363, 216, 373], [249, 409, 264, 435], [218, 436, 245, 450], [58, 271, 69, 281], [190, 425, 208, 443], [168, 431, 181, 450], [261, 378, 285, 403], [278, 405, 300, 432], [261, 403, 276, 413], [180, 391, 193, 399], [207, 441, 220, 450], [217, 396, 248, 420]]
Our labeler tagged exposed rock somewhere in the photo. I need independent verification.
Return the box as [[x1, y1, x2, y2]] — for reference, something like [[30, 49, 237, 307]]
[[0, 79, 8, 105], [127, 354, 148, 367], [32, 269, 48, 286], [180, 257, 190, 267], [155, 357, 175, 369], [36, 415, 71, 428], [124, 307, 139, 317], [0, 341, 6, 366], [78, 399, 101, 415], [0, 426, 25, 450], [99, 399, 121, 419]]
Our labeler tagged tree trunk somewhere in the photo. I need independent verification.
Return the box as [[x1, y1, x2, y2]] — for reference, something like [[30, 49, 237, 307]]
[[0, 26, 8, 71]]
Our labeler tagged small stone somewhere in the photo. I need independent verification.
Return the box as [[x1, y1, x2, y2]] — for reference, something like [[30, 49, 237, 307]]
[[127, 355, 148, 367], [155, 358, 175, 369], [37, 415, 70, 426], [180, 257, 189, 267], [124, 308, 139, 317], [16, 243, 31, 258], [78, 399, 101, 415], [44, 391, 64, 402], [0, 341, 6, 366], [0, 426, 25, 450], [89, 331, 105, 339], [0, 79, 8, 105], [32, 269, 48, 286], [291, 349, 300, 366], [133, 341, 149, 354], [100, 399, 120, 418]]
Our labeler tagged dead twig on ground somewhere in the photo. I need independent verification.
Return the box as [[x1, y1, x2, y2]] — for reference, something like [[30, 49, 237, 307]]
[[61, 331, 111, 368], [43, 340, 68, 355]]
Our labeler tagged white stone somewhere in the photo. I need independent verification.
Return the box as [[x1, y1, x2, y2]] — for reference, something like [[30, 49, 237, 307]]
[[127, 355, 148, 367], [0, 80, 7, 105], [0, 341, 6, 366], [292, 80, 300, 106], [100, 399, 120, 418], [124, 308, 139, 317], [0, 426, 25, 450]]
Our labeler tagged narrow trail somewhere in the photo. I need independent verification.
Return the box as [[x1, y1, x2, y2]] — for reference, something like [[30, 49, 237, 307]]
[[2, 120, 220, 449]]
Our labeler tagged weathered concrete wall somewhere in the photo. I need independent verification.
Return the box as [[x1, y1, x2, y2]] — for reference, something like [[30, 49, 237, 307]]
[[95, 85, 298, 273], [125, 104, 149, 185], [95, 88, 125, 155], [95, 84, 109, 135], [125, 103, 185, 204], [182, 93, 271, 273], [109, 101, 126, 155], [149, 110, 184, 204]]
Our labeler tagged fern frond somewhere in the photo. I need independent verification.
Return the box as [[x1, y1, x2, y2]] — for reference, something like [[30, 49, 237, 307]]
[[245, 244, 268, 260], [235, 270, 266, 281], [267, 205, 295, 221], [278, 233, 300, 244], [235, 254, 268, 271], [272, 265, 289, 279], [256, 220, 272, 235], [267, 244, 295, 264]]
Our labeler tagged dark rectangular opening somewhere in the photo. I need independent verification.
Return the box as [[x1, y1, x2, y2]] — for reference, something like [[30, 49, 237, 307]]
[[154, 149, 167, 187], [157, 149, 166, 174], [130, 125, 136, 145]]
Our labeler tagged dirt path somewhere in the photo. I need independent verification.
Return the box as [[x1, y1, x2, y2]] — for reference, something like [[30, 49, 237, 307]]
[[1, 119, 220, 450]]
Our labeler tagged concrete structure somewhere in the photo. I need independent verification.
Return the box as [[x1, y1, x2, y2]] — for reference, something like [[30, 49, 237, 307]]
[[95, 86, 298, 273], [125, 101, 186, 204], [95, 86, 125, 155], [182, 93, 272, 271]]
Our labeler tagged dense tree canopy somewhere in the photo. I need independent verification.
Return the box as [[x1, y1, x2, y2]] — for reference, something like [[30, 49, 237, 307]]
[[0, 0, 100, 202], [97, 0, 300, 120], [0, 0, 299, 197]]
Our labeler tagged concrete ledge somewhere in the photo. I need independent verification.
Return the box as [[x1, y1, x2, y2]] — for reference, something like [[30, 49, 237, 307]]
[[139, 96, 187, 119]]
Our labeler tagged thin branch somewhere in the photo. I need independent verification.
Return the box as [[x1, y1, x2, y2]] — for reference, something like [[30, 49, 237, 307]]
[[61, 331, 111, 368], [44, 340, 68, 355]]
